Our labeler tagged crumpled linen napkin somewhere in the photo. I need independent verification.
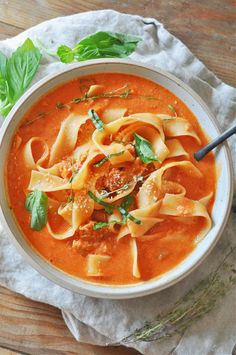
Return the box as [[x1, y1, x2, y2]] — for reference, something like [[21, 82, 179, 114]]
[[0, 10, 235, 355]]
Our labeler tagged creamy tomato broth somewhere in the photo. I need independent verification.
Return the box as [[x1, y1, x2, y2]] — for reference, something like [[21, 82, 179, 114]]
[[6, 73, 216, 285]]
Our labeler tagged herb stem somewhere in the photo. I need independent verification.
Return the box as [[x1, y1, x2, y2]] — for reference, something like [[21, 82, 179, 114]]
[[121, 247, 236, 344]]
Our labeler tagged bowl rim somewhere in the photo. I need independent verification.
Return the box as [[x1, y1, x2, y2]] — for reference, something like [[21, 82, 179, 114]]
[[0, 58, 234, 299]]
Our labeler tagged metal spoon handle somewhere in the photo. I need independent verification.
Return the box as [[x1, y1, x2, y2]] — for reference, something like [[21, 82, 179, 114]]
[[194, 124, 236, 161]]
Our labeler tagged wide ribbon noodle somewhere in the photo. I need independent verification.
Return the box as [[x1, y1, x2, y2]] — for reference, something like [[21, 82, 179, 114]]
[[24, 111, 212, 278]]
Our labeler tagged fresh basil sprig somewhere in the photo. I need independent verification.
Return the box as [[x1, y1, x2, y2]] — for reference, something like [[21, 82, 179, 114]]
[[134, 133, 159, 164], [0, 39, 41, 117], [93, 151, 125, 168], [88, 192, 141, 230], [88, 109, 104, 131], [56, 32, 141, 63], [25, 190, 48, 231]]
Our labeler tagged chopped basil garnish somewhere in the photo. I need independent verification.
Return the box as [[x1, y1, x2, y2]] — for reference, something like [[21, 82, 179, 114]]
[[120, 194, 133, 211], [25, 190, 48, 231], [88, 109, 104, 131], [93, 219, 123, 231], [88, 191, 141, 229], [134, 133, 159, 164], [93, 151, 125, 168]]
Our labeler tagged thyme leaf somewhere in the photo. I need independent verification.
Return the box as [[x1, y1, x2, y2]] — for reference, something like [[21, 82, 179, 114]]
[[121, 247, 236, 344]]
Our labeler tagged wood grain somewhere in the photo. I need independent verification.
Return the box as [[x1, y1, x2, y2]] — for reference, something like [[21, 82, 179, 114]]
[[0, 0, 235, 354], [0, 0, 235, 86], [0, 286, 138, 354]]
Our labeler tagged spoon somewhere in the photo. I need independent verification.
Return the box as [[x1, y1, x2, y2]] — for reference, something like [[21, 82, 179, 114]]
[[194, 124, 236, 161]]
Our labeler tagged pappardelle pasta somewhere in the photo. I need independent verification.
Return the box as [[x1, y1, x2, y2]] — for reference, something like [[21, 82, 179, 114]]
[[7, 73, 216, 284]]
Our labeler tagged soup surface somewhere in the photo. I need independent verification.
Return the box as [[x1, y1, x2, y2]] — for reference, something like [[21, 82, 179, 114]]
[[7, 73, 216, 285]]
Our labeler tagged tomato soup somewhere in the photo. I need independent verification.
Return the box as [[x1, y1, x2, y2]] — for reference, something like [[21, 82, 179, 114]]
[[6, 73, 216, 285]]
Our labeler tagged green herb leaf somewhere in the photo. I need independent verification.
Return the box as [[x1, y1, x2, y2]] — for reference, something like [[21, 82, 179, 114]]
[[88, 191, 141, 225], [93, 151, 125, 167], [120, 195, 133, 212], [134, 133, 159, 164], [0, 52, 7, 77], [0, 38, 41, 117], [87, 191, 113, 214], [57, 45, 75, 63], [126, 213, 141, 225], [93, 220, 123, 230], [25, 190, 48, 231], [7, 39, 41, 102], [88, 109, 104, 131], [93, 195, 135, 230], [56, 32, 141, 63]]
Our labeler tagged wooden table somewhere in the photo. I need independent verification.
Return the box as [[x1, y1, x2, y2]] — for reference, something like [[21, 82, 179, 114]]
[[0, 1, 235, 354]]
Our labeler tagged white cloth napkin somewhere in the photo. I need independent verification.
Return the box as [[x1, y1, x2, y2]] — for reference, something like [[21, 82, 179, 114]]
[[0, 10, 235, 355]]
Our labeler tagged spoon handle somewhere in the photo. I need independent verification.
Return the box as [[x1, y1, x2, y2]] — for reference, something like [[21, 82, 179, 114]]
[[194, 124, 236, 161]]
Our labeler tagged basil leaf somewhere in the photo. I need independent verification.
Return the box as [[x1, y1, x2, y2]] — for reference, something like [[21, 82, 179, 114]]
[[88, 191, 113, 214], [25, 190, 48, 231], [126, 213, 141, 225], [121, 195, 133, 212], [57, 45, 75, 63], [134, 133, 159, 164], [0, 52, 10, 115], [88, 109, 104, 131], [56, 31, 141, 63], [0, 52, 7, 77], [7, 39, 41, 102], [93, 195, 135, 230], [93, 220, 123, 231], [88, 191, 141, 225], [0, 38, 41, 118], [75, 32, 141, 61], [120, 195, 141, 225], [93, 151, 125, 168]]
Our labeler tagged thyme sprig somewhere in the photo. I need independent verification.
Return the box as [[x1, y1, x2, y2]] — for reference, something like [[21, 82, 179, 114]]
[[20, 84, 132, 128], [121, 247, 236, 344], [72, 83, 131, 104]]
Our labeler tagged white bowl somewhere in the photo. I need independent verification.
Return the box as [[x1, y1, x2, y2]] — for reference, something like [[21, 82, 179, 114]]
[[0, 59, 233, 299]]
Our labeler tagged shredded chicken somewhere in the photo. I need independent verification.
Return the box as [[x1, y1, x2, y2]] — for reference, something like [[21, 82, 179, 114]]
[[72, 221, 116, 257], [96, 157, 153, 193]]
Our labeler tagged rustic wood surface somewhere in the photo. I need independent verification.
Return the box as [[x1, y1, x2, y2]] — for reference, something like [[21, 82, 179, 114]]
[[0, 0, 235, 354]]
